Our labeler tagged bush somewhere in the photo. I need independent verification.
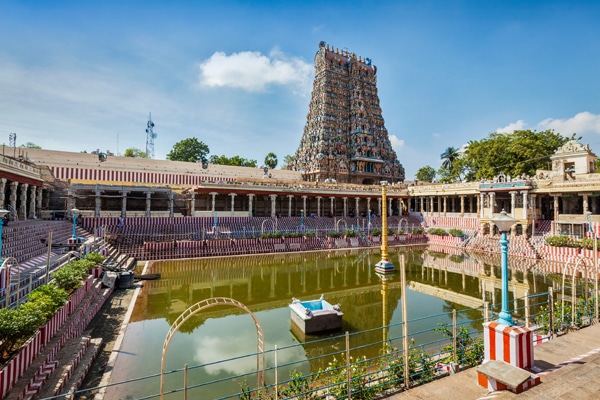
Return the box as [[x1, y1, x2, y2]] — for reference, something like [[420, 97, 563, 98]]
[[328, 231, 342, 238], [52, 261, 90, 292], [345, 229, 357, 237], [304, 231, 316, 237], [428, 228, 448, 236], [85, 252, 106, 265], [545, 236, 578, 248], [0, 305, 45, 362], [27, 285, 69, 320], [371, 227, 382, 236], [448, 228, 464, 237], [412, 227, 424, 234]]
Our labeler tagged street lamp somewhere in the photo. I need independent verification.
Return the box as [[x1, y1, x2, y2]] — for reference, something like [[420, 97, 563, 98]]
[[587, 212, 598, 322], [0, 208, 8, 262], [491, 209, 517, 326], [71, 208, 80, 239]]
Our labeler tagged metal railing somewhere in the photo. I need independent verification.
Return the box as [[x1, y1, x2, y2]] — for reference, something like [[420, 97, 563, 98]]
[[43, 286, 599, 400]]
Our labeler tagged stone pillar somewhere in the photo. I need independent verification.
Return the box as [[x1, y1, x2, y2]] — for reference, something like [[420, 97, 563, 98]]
[[522, 191, 528, 220], [66, 187, 74, 214], [480, 193, 485, 218], [19, 183, 28, 219], [377, 198, 382, 217], [302, 196, 307, 216], [36, 186, 43, 216], [343, 197, 348, 217], [355, 197, 360, 216], [553, 194, 560, 221], [269, 194, 277, 218], [316, 196, 322, 217], [121, 190, 129, 218], [189, 191, 196, 216], [0, 178, 6, 208], [248, 194, 255, 217], [420, 197, 424, 214], [489, 192, 495, 218], [367, 197, 371, 216], [95, 189, 102, 218], [28, 185, 36, 219], [443, 196, 448, 216], [583, 194, 589, 215], [146, 191, 152, 217], [287, 195, 294, 217], [210, 192, 217, 212], [388, 198, 392, 217], [510, 191, 517, 218], [229, 193, 237, 216], [330, 197, 335, 217], [460, 195, 465, 216], [169, 191, 174, 218]]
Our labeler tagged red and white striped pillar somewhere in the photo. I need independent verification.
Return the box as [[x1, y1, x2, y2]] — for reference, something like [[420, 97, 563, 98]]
[[477, 321, 540, 393]]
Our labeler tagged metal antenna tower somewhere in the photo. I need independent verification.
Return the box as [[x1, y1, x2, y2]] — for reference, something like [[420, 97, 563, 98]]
[[145, 113, 157, 159]]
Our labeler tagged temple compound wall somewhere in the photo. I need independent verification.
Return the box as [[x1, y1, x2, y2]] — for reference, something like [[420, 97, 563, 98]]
[[291, 41, 405, 185]]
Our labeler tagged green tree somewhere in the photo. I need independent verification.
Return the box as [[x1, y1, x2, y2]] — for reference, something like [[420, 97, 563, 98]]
[[440, 146, 459, 169], [21, 142, 41, 149], [463, 129, 568, 180], [124, 148, 148, 158], [264, 152, 278, 169], [166, 138, 210, 164], [209, 154, 257, 167], [415, 165, 436, 182], [438, 156, 470, 183], [281, 154, 294, 169]]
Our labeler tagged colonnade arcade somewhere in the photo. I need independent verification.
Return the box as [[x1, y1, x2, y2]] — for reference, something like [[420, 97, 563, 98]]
[[192, 191, 409, 218], [0, 177, 46, 220]]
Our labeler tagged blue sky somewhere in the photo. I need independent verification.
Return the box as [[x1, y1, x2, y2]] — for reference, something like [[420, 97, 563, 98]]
[[1, 1, 600, 179]]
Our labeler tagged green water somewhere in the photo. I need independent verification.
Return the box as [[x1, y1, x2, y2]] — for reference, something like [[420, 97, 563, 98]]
[[104, 247, 553, 399]]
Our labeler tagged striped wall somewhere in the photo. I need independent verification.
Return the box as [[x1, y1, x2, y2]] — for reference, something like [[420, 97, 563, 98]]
[[49, 166, 234, 186]]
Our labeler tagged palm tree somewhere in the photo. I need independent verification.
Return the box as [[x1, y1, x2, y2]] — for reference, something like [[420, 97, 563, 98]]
[[440, 147, 459, 169], [264, 152, 278, 169]]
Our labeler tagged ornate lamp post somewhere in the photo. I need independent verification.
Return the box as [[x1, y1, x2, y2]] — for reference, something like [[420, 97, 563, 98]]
[[491, 209, 517, 326], [376, 181, 394, 273], [71, 208, 80, 239], [0, 209, 8, 262]]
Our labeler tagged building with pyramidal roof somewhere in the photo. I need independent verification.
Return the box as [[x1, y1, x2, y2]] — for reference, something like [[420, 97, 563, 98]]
[[291, 41, 405, 185]]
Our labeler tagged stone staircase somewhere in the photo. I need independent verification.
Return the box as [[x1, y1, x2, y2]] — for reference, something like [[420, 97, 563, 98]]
[[4, 279, 113, 400]]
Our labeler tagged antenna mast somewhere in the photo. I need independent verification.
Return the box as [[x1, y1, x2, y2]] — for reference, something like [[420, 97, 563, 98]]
[[145, 112, 157, 159]]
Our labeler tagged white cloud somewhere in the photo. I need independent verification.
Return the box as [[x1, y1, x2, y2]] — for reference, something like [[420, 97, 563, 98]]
[[198, 49, 313, 93], [389, 134, 405, 153], [537, 112, 600, 135], [496, 119, 526, 133]]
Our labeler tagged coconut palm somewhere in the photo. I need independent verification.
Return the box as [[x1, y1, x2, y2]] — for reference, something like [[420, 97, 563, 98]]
[[440, 147, 459, 169]]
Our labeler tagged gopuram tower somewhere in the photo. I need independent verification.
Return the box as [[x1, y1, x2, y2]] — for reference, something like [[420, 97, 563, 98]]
[[291, 41, 405, 185]]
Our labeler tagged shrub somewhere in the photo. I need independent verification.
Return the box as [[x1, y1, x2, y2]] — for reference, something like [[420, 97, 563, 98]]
[[304, 230, 316, 237], [27, 285, 69, 320], [412, 227, 424, 234], [428, 228, 448, 236], [434, 323, 484, 367], [85, 252, 106, 265], [448, 228, 464, 237], [545, 236, 578, 248], [52, 262, 89, 292], [371, 227, 382, 236], [0, 305, 45, 362], [345, 229, 358, 237], [327, 231, 342, 238]]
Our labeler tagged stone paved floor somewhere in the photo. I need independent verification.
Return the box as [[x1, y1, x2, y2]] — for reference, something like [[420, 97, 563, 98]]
[[386, 323, 600, 400]]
